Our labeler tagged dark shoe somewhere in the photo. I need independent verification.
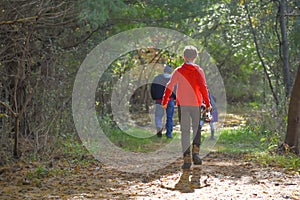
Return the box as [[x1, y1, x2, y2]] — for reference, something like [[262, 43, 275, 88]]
[[182, 154, 192, 169], [192, 154, 202, 165], [157, 129, 162, 137], [192, 145, 202, 165]]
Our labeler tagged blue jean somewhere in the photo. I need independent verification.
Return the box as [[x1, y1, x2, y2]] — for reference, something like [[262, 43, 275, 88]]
[[155, 100, 174, 137]]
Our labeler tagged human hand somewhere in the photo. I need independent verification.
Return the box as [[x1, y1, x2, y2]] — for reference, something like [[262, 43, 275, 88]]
[[162, 104, 167, 109], [206, 106, 212, 112]]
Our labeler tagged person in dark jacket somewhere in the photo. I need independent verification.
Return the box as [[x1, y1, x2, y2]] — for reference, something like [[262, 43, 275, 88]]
[[151, 65, 176, 138]]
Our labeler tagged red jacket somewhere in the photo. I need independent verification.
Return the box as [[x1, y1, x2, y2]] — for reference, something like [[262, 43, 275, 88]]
[[162, 63, 211, 107]]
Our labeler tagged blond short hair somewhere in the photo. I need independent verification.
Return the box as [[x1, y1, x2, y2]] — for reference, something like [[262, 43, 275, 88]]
[[183, 45, 198, 62]]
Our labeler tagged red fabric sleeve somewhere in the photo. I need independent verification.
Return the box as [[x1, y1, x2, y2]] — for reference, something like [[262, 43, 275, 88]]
[[198, 68, 211, 108]]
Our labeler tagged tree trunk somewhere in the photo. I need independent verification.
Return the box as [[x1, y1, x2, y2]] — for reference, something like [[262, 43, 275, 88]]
[[285, 65, 300, 155], [244, 2, 279, 106], [13, 117, 20, 158], [279, 0, 292, 97]]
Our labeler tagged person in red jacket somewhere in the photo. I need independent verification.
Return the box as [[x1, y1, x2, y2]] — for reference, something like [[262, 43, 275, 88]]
[[162, 45, 211, 169]]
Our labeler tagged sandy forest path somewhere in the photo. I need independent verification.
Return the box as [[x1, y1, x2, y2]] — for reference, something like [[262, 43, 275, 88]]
[[0, 114, 299, 199], [0, 152, 299, 200]]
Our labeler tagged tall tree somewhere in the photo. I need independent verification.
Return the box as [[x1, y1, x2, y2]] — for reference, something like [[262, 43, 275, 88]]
[[278, 0, 292, 97], [0, 0, 77, 157], [285, 64, 300, 155]]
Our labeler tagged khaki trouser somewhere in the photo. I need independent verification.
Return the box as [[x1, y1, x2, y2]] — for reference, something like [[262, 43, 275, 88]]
[[178, 106, 202, 155]]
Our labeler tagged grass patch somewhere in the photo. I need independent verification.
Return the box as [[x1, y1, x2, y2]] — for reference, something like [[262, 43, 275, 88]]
[[249, 151, 300, 173], [100, 119, 180, 153], [216, 127, 265, 153], [216, 127, 300, 173], [126, 127, 154, 138], [108, 129, 180, 153]]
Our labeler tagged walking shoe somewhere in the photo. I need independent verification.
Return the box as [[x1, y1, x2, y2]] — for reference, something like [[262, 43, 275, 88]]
[[157, 129, 162, 137], [182, 154, 192, 169], [192, 145, 202, 165], [210, 135, 216, 140], [192, 154, 202, 165]]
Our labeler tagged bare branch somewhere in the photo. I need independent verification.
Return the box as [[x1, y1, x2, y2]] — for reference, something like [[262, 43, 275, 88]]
[[0, 16, 39, 25], [284, 13, 300, 16], [0, 101, 17, 117]]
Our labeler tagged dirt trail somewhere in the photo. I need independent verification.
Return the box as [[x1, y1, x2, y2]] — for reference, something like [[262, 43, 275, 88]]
[[0, 152, 299, 200], [128, 153, 300, 200], [0, 114, 299, 199]]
